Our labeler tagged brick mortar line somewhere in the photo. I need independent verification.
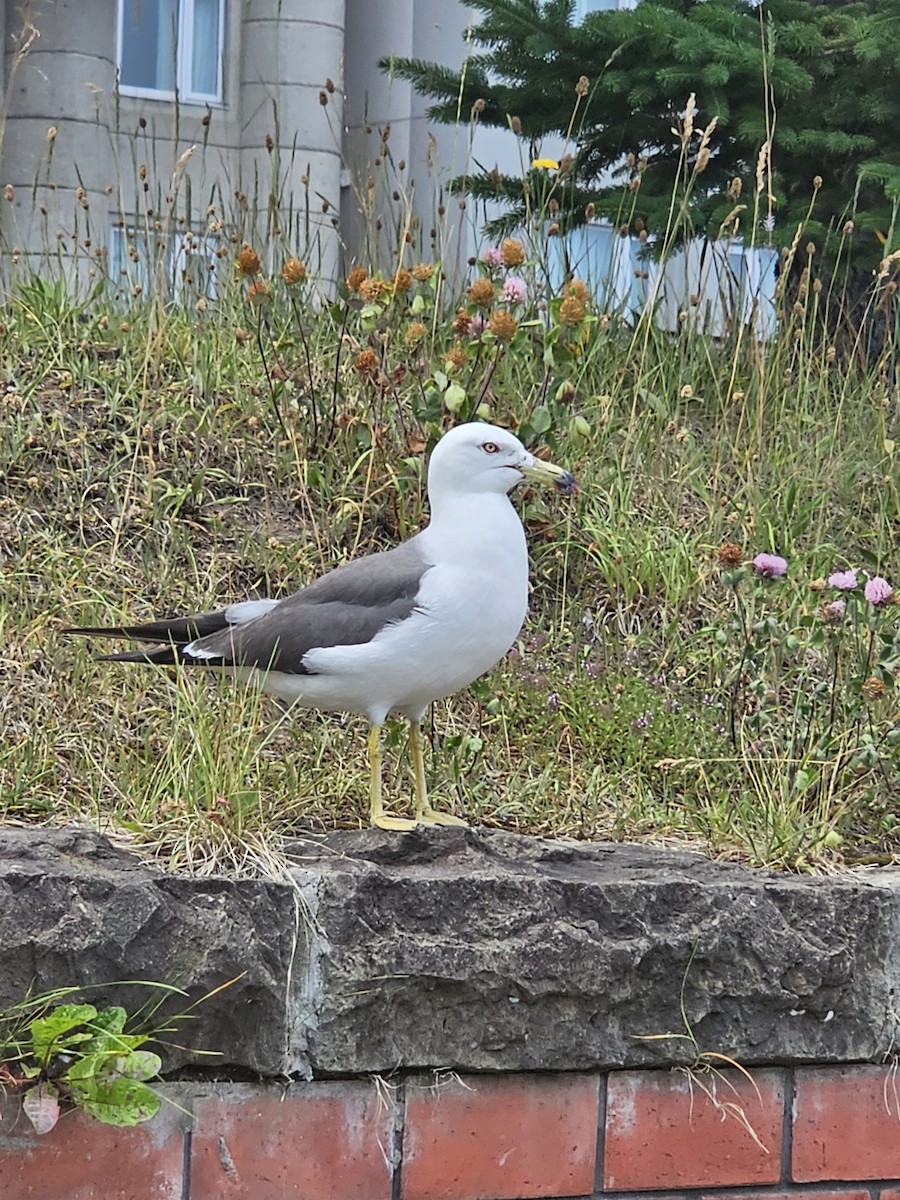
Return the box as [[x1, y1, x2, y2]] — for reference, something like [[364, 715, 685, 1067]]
[[781, 1066, 795, 1185], [181, 1124, 192, 1200], [594, 1071, 607, 1195], [392, 1076, 405, 1200]]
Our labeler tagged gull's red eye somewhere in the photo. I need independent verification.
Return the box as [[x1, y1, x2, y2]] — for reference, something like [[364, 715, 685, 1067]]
[[482, 441, 501, 455]]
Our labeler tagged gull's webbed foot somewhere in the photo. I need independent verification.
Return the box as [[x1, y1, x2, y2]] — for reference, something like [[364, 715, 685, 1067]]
[[415, 807, 468, 827], [372, 813, 419, 832]]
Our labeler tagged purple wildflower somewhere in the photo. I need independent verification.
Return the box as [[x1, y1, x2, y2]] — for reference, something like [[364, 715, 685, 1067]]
[[480, 246, 503, 270], [546, 692, 560, 713], [500, 276, 527, 305], [468, 312, 487, 337], [823, 599, 846, 622], [864, 575, 893, 606], [752, 553, 788, 579], [828, 569, 858, 590]]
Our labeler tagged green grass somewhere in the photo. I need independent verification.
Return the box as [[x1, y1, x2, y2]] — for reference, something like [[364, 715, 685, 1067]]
[[1, 127, 898, 873]]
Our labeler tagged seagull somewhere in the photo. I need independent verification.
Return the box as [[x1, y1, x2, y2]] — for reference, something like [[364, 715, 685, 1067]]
[[67, 423, 578, 830]]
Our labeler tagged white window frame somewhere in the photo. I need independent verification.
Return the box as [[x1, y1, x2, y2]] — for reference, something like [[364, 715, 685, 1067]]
[[116, 0, 225, 106], [109, 222, 220, 305]]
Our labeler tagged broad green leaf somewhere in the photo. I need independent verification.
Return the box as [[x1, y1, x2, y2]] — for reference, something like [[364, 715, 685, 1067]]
[[529, 404, 552, 434], [444, 382, 467, 413], [73, 1078, 161, 1127], [31, 1005, 97, 1061]]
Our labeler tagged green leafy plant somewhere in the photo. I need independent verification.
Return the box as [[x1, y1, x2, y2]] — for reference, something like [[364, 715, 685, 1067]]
[[0, 981, 234, 1133]]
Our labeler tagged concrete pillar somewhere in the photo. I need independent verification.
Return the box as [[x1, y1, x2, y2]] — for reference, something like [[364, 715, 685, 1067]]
[[239, 0, 345, 287], [1, 0, 118, 286]]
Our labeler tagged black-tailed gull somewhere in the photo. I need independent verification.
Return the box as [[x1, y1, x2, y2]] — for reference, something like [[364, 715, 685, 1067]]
[[68, 422, 578, 829]]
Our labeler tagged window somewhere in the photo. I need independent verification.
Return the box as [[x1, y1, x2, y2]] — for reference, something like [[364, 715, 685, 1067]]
[[117, 0, 224, 104], [109, 223, 220, 304]]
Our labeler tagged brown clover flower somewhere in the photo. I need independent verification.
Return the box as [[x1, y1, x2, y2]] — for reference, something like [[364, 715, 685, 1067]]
[[393, 268, 413, 294], [559, 294, 586, 325], [237, 244, 261, 277], [411, 262, 434, 282], [861, 677, 886, 702], [445, 344, 467, 368], [246, 280, 270, 305], [718, 542, 744, 568], [467, 277, 495, 308], [565, 279, 590, 304], [452, 308, 472, 336], [359, 277, 389, 303], [281, 257, 306, 285], [346, 266, 369, 293], [354, 349, 378, 377], [500, 238, 526, 267], [405, 322, 427, 346], [488, 309, 517, 340]]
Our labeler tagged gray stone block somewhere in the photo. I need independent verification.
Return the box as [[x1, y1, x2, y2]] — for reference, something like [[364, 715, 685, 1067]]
[[1, 827, 897, 1079]]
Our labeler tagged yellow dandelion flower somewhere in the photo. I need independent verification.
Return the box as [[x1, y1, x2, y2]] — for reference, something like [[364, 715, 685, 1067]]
[[532, 158, 559, 171]]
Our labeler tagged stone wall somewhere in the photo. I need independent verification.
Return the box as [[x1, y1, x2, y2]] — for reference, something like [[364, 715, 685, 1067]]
[[2, 827, 899, 1198]]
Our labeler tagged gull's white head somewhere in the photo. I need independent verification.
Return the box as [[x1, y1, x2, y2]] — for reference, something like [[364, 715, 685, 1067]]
[[426, 422, 578, 499]]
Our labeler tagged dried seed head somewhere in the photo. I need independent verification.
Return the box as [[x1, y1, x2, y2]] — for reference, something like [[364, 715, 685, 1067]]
[[575, 75, 589, 97], [585, 202, 596, 220], [3, 185, 12, 202], [559, 294, 586, 325], [237, 244, 261, 277], [626, 152, 636, 169], [501, 238, 525, 266], [468, 277, 495, 307], [813, 175, 823, 190], [265, 133, 274, 153], [411, 262, 434, 282], [843, 220, 854, 235], [354, 349, 378, 377], [393, 268, 412, 294], [319, 90, 328, 106], [325, 77, 335, 94], [346, 266, 368, 292], [472, 98, 486, 114], [862, 677, 886, 702], [452, 308, 471, 336], [806, 241, 816, 256], [488, 309, 517, 340], [246, 280, 270, 305], [729, 176, 742, 200], [695, 147, 710, 173], [511, 115, 522, 135], [281, 257, 307, 285], [359, 276, 389, 303], [718, 542, 743, 568], [547, 222, 560, 237]]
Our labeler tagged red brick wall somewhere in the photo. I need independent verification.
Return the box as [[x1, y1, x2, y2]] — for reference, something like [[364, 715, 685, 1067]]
[[2, 1064, 899, 1199]]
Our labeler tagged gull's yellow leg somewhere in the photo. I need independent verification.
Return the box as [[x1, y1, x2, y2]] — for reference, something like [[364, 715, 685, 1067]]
[[410, 720, 467, 827], [369, 723, 417, 831]]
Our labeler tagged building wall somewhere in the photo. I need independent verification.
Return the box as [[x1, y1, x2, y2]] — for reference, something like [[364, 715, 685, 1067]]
[[0, 0, 346, 291], [3, 1064, 900, 1199], [341, 0, 474, 277]]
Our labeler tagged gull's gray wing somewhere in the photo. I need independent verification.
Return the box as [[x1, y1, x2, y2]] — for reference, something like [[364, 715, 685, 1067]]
[[190, 538, 430, 673], [72, 537, 432, 673]]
